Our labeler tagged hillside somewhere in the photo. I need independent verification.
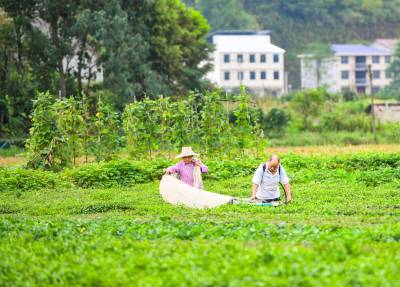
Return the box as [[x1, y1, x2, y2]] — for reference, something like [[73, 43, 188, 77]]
[[184, 0, 400, 88]]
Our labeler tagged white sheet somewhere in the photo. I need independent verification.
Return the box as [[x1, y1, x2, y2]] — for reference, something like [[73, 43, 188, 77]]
[[159, 175, 234, 209]]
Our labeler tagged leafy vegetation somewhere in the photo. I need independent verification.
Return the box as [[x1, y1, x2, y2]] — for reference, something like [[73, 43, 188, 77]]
[[2, 153, 400, 191], [0, 0, 212, 137], [1, 149, 400, 286]]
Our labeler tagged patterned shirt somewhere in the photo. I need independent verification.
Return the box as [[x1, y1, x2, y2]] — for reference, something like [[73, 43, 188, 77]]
[[167, 161, 208, 189]]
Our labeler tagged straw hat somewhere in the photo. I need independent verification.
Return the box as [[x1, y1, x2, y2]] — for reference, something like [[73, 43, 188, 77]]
[[175, 146, 199, 158]]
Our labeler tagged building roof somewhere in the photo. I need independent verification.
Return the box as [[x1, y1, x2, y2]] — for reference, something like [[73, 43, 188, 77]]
[[208, 30, 285, 53], [371, 39, 399, 52], [331, 44, 391, 55], [208, 30, 271, 38]]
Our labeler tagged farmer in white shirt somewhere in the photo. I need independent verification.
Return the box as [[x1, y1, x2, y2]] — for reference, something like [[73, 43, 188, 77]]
[[251, 154, 292, 204]]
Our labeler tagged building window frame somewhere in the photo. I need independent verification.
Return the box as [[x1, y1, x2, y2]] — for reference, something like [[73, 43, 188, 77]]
[[249, 54, 255, 63], [372, 86, 381, 94], [373, 70, 381, 79], [341, 70, 349, 80], [237, 71, 244, 81], [260, 54, 266, 63], [260, 71, 267, 80], [385, 56, 392, 64], [237, 54, 243, 63], [224, 54, 230, 63], [341, 56, 349, 64], [372, 56, 380, 64], [224, 71, 230, 81], [273, 54, 279, 63], [250, 71, 256, 80], [274, 71, 280, 80]]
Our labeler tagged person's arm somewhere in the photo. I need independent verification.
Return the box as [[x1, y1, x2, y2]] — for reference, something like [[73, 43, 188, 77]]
[[283, 183, 292, 204], [280, 165, 292, 204], [251, 184, 259, 200], [193, 159, 208, 173], [165, 162, 180, 174], [251, 165, 263, 199]]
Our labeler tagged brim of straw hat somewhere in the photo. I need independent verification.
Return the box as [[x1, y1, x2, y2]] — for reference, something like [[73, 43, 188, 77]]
[[175, 152, 199, 158]]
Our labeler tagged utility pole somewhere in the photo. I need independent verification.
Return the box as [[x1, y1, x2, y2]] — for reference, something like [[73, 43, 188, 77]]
[[367, 64, 377, 143]]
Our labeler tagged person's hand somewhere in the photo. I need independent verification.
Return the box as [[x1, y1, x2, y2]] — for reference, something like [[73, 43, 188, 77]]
[[285, 199, 292, 205], [192, 158, 202, 166]]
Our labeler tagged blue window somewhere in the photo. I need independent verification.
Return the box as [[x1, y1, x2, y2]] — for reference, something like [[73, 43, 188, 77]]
[[250, 71, 256, 80], [273, 54, 279, 63], [224, 54, 230, 63], [341, 70, 349, 80], [261, 71, 267, 80], [237, 54, 243, 63], [237, 71, 244, 80], [385, 56, 392, 63], [260, 54, 266, 63], [373, 70, 380, 79], [249, 54, 255, 63], [341, 56, 348, 64], [372, 56, 380, 64], [224, 72, 230, 80], [274, 71, 280, 80], [372, 86, 381, 94]]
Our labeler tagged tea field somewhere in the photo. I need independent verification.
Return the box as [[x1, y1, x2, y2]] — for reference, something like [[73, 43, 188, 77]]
[[1, 151, 400, 286]]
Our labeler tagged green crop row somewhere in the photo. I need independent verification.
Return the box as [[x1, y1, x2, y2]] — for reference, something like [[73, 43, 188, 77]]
[[1, 218, 400, 287], [2, 153, 400, 191]]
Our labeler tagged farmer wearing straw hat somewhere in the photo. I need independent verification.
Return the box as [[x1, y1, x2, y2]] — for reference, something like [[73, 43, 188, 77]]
[[165, 146, 208, 189]]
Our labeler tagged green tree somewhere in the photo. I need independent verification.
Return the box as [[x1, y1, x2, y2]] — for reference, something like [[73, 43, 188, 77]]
[[37, 0, 80, 98], [0, 4, 39, 137], [147, 0, 213, 95], [290, 88, 326, 130], [263, 108, 290, 137], [184, 0, 258, 31], [387, 42, 400, 96]]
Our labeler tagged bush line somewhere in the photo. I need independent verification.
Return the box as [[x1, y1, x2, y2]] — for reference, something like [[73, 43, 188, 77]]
[[1, 153, 400, 191]]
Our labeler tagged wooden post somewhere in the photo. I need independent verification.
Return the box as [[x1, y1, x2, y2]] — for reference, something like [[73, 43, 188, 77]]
[[367, 64, 377, 143]]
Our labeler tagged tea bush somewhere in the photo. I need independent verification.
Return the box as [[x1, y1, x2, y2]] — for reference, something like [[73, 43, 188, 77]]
[[65, 159, 172, 188], [3, 153, 400, 190], [1, 152, 400, 286], [0, 168, 70, 191]]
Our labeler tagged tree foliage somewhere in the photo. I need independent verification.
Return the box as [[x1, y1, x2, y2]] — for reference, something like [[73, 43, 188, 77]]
[[0, 0, 212, 138], [290, 88, 327, 130], [26, 91, 69, 170], [386, 42, 400, 97]]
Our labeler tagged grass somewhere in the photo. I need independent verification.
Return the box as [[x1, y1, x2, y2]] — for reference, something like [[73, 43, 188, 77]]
[[0, 146, 25, 167], [1, 162, 400, 286]]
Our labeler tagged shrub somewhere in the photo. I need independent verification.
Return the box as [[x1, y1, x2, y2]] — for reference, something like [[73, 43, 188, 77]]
[[262, 108, 290, 137], [65, 159, 172, 188], [26, 91, 70, 170], [0, 168, 70, 191]]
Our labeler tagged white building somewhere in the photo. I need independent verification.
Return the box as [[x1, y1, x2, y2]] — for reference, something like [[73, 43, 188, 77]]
[[207, 31, 286, 96], [299, 39, 398, 94]]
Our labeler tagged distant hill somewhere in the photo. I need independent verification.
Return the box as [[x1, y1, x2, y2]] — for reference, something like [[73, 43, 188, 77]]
[[184, 0, 400, 88]]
